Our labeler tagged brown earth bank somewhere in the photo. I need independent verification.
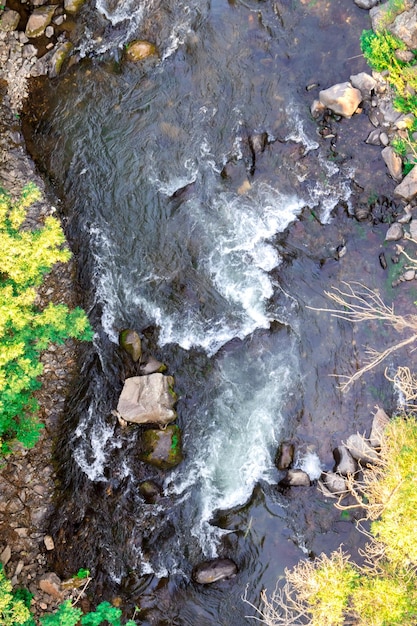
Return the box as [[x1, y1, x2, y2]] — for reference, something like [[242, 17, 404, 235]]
[[2, 0, 417, 621]]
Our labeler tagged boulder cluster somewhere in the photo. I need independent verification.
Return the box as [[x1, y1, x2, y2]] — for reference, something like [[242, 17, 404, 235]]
[[312, 0, 417, 203], [0, 0, 86, 112], [275, 407, 390, 502]]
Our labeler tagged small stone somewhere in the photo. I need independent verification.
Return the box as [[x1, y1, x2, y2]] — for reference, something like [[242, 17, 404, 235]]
[[44, 535, 55, 550], [275, 441, 295, 470], [403, 269, 415, 281], [365, 129, 381, 145], [350, 72, 376, 97], [0, 545, 11, 566], [369, 407, 390, 448], [310, 99, 326, 118], [410, 218, 417, 239], [125, 40, 158, 62], [385, 222, 404, 241], [380, 132, 389, 146], [45, 25, 54, 38]]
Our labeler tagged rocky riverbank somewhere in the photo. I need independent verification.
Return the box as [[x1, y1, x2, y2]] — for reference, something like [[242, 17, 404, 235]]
[[1, 0, 417, 620]]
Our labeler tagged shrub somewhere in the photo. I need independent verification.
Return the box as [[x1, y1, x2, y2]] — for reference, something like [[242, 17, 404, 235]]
[[0, 183, 93, 455], [244, 415, 417, 626]]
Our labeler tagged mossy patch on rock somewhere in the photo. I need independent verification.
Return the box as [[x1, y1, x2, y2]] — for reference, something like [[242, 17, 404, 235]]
[[139, 424, 183, 470]]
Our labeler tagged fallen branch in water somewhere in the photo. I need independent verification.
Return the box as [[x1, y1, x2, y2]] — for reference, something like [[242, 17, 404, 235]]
[[308, 281, 417, 391]]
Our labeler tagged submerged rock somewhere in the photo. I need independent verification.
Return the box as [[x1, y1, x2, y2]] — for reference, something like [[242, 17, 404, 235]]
[[275, 441, 294, 470], [49, 42, 73, 78], [119, 329, 142, 362], [192, 558, 237, 584], [139, 424, 183, 470], [116, 374, 177, 426], [139, 480, 163, 503], [125, 40, 158, 62]]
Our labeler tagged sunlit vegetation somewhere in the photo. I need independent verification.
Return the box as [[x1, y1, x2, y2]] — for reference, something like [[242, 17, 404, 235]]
[[0, 183, 93, 456], [244, 414, 417, 625], [360, 29, 417, 174], [0, 564, 138, 625]]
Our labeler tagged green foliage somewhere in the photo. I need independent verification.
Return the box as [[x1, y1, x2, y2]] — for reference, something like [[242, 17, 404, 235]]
[[251, 416, 417, 625], [360, 29, 417, 175], [40, 600, 82, 626], [0, 564, 34, 626], [0, 184, 93, 456], [75, 568, 90, 580], [360, 29, 406, 73]]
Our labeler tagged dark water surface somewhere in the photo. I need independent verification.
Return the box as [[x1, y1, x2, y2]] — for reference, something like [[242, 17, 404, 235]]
[[22, 0, 417, 623]]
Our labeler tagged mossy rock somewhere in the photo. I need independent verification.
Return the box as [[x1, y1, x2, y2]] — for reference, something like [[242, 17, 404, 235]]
[[64, 0, 86, 14], [139, 425, 183, 470], [119, 329, 142, 362], [125, 40, 158, 62], [49, 42, 73, 78]]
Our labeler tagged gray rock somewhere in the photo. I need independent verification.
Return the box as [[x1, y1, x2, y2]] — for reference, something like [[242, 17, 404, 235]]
[[379, 99, 403, 126], [345, 433, 379, 465], [369, 408, 389, 448], [0, 10, 20, 32], [350, 72, 376, 98], [119, 328, 142, 362], [139, 356, 167, 375], [139, 425, 183, 470], [38, 572, 62, 599], [394, 166, 417, 201], [409, 217, 417, 239], [43, 535, 55, 550], [322, 472, 347, 494], [275, 441, 294, 470], [319, 82, 362, 118], [333, 445, 357, 476], [192, 558, 237, 584], [381, 146, 403, 182], [365, 129, 382, 145], [25, 6, 56, 38], [390, 6, 417, 49], [385, 222, 404, 241], [279, 469, 311, 487], [380, 132, 389, 146], [310, 99, 326, 118], [354, 0, 379, 8], [116, 374, 177, 426]]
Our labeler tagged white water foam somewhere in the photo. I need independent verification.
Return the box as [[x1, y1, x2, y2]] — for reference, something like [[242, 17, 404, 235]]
[[165, 339, 297, 556], [73, 406, 122, 481]]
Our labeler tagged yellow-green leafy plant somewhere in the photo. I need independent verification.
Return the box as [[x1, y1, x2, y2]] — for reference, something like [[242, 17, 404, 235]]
[[0, 183, 93, 455], [244, 414, 417, 625]]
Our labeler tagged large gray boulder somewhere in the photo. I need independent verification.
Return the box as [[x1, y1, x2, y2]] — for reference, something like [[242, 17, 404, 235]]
[[319, 82, 362, 118], [116, 374, 177, 426]]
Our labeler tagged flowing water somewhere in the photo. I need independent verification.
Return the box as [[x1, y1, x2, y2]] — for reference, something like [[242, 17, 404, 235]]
[[22, 0, 417, 622]]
